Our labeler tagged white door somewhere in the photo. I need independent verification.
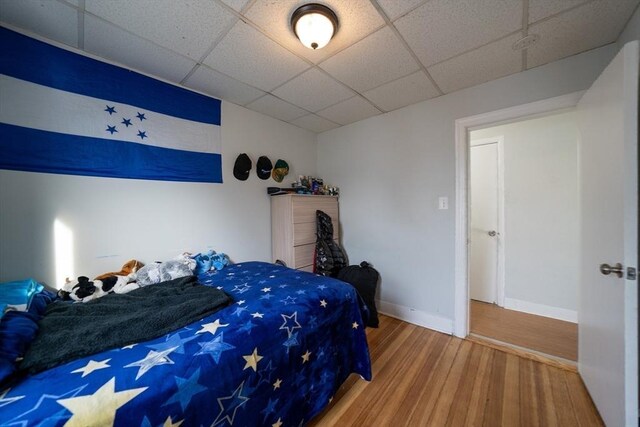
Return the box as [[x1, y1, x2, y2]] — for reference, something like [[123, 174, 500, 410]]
[[577, 41, 638, 427], [469, 141, 499, 304]]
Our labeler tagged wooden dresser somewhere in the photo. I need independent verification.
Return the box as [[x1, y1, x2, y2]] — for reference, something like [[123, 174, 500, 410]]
[[271, 194, 339, 271]]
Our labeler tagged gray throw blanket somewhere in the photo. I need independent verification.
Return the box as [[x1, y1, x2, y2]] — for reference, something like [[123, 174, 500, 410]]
[[20, 276, 232, 375]]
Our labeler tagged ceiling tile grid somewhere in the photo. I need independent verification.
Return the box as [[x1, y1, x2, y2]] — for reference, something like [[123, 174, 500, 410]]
[[272, 68, 355, 113], [1, 0, 638, 132], [428, 33, 523, 94], [363, 70, 440, 112], [291, 114, 341, 133], [245, 94, 309, 122], [84, 15, 197, 83], [316, 95, 381, 125], [203, 21, 310, 92], [0, 0, 78, 47], [319, 26, 421, 92], [528, 0, 589, 24], [85, 0, 237, 61], [375, 0, 426, 21], [527, 0, 640, 68], [183, 65, 266, 106], [394, 0, 523, 68]]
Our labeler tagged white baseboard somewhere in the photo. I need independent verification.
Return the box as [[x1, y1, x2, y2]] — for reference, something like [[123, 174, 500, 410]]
[[377, 300, 454, 335], [503, 297, 577, 323]]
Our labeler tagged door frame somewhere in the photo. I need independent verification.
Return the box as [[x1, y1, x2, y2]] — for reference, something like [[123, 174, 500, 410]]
[[453, 91, 584, 338], [469, 136, 505, 307]]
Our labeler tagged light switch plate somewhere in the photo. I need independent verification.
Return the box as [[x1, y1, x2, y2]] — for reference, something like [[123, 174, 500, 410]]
[[438, 196, 448, 210]]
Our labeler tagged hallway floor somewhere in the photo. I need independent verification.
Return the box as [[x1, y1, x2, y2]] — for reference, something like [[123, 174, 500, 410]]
[[470, 300, 578, 361]]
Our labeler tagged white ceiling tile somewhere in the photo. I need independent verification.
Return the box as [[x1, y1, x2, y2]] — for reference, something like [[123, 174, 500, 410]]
[[528, 0, 639, 69], [272, 68, 354, 112], [85, 0, 236, 61], [219, 0, 250, 12], [395, 0, 522, 67], [0, 0, 78, 47], [245, 94, 308, 122], [184, 65, 265, 106], [84, 15, 196, 83], [316, 96, 381, 125], [428, 33, 522, 94], [377, 0, 425, 20], [204, 21, 310, 92], [528, 0, 589, 23], [320, 26, 420, 92], [291, 114, 340, 133], [244, 0, 385, 64], [363, 71, 439, 111]]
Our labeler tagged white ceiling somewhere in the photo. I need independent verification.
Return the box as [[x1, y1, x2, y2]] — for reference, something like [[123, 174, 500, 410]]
[[1, 0, 638, 133]]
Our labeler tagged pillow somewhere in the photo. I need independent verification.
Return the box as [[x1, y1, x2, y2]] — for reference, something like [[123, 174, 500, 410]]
[[0, 290, 55, 385], [0, 279, 44, 314]]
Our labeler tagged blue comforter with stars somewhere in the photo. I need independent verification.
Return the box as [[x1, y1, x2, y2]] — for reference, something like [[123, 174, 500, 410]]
[[0, 262, 372, 426]]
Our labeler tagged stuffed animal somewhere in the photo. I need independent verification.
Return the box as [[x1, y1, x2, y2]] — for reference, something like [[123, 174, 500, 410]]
[[192, 250, 216, 275], [95, 260, 143, 280], [174, 252, 196, 272], [58, 274, 139, 302], [210, 253, 230, 270], [191, 250, 230, 274], [135, 260, 193, 287]]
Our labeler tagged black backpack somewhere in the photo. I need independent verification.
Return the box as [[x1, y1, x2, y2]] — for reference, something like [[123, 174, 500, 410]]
[[314, 210, 347, 277], [337, 262, 380, 328]]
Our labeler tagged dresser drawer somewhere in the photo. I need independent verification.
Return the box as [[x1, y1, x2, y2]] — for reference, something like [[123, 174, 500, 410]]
[[293, 239, 341, 269], [298, 264, 314, 272], [292, 197, 338, 224], [293, 221, 340, 245], [294, 243, 315, 268]]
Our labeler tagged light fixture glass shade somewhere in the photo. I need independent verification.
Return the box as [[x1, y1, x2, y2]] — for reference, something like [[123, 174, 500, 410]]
[[291, 4, 338, 50], [295, 12, 334, 50]]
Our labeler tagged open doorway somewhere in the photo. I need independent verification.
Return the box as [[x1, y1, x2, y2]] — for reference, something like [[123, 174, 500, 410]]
[[467, 110, 579, 363]]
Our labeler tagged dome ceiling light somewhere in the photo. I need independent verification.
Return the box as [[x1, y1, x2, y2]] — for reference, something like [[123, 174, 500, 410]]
[[291, 3, 339, 50]]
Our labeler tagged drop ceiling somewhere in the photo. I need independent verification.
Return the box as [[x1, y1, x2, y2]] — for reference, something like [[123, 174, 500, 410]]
[[1, 0, 638, 133]]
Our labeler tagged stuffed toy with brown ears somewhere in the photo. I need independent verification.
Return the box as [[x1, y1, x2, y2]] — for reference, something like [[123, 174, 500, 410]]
[[95, 259, 143, 280]]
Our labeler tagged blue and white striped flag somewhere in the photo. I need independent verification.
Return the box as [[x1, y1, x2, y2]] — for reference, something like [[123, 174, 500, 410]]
[[0, 27, 222, 183]]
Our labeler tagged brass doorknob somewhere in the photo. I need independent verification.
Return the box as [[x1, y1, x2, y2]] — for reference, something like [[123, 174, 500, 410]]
[[600, 263, 623, 278]]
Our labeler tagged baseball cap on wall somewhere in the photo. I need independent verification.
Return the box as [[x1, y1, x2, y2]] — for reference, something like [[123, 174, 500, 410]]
[[233, 153, 252, 181], [256, 156, 273, 180], [272, 159, 289, 183]]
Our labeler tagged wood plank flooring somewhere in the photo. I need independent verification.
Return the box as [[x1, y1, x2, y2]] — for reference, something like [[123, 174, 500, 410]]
[[308, 315, 601, 427], [470, 300, 578, 361]]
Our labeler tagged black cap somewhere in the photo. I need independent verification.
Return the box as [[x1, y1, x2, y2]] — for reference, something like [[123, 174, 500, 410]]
[[233, 153, 252, 181], [256, 156, 273, 180]]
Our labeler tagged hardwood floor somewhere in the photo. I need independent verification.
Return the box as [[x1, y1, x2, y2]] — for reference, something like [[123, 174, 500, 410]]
[[470, 300, 578, 361], [309, 315, 601, 427]]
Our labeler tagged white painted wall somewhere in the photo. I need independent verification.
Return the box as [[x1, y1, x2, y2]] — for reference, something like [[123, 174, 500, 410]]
[[0, 101, 316, 287], [317, 44, 617, 331], [471, 111, 579, 320], [617, 4, 640, 48]]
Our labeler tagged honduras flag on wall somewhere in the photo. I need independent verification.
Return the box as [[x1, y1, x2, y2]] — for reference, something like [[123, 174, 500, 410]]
[[0, 27, 222, 183]]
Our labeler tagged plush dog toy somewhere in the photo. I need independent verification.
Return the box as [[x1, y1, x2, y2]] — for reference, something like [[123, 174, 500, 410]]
[[95, 260, 143, 281], [59, 274, 139, 302], [135, 260, 193, 287]]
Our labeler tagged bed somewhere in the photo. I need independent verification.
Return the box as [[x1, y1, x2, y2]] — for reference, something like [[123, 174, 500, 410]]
[[0, 262, 372, 426]]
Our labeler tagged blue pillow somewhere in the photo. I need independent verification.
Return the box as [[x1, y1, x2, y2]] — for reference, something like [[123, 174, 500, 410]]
[[0, 279, 44, 314], [0, 290, 56, 385]]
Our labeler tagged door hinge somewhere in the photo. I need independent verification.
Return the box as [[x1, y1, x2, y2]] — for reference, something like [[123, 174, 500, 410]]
[[627, 267, 637, 281]]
